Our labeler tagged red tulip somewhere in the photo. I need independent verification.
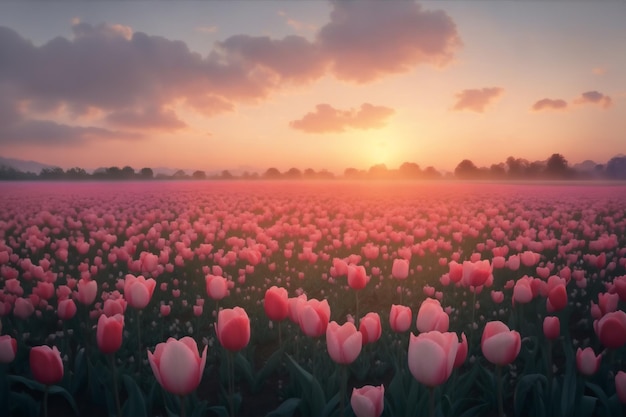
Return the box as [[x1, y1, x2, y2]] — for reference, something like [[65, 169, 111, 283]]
[[491, 291, 504, 304], [264, 286, 288, 322], [454, 333, 468, 369], [594, 310, 626, 349], [217, 307, 251, 352], [0, 335, 17, 363], [389, 304, 412, 333], [30, 345, 64, 385], [576, 347, 601, 376], [298, 298, 331, 338], [13, 297, 35, 319], [351, 385, 384, 417], [205, 274, 228, 301], [148, 337, 208, 396], [416, 298, 449, 333], [103, 298, 127, 317], [57, 298, 77, 320], [76, 279, 97, 305], [97, 313, 124, 354], [408, 331, 458, 387], [547, 284, 567, 312], [348, 265, 369, 290], [326, 321, 362, 364], [392, 259, 409, 280], [359, 312, 382, 345], [160, 304, 171, 317], [124, 274, 156, 309], [481, 321, 521, 366], [543, 316, 560, 340]]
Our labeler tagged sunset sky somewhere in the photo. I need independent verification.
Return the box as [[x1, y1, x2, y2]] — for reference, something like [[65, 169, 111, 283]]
[[0, 1, 624, 174]]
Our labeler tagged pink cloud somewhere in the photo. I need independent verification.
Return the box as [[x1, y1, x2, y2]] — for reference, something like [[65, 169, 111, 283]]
[[452, 87, 504, 113], [105, 106, 186, 131], [289, 103, 395, 133], [531, 98, 568, 112], [574, 91, 612, 109]]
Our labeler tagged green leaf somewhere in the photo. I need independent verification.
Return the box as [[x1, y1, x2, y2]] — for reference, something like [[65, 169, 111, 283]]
[[254, 347, 284, 393], [573, 395, 597, 417], [321, 392, 340, 417], [265, 398, 301, 417], [208, 405, 230, 417], [121, 374, 147, 417], [7, 375, 46, 392], [9, 391, 40, 417], [560, 369, 577, 417], [235, 352, 255, 389], [514, 373, 548, 416], [286, 354, 326, 417], [585, 381, 611, 417], [49, 384, 80, 416]]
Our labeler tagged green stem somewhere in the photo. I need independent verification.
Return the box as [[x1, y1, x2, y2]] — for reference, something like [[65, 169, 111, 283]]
[[43, 385, 49, 417], [355, 291, 360, 329], [340, 365, 347, 417], [136, 309, 142, 375], [278, 321, 282, 348], [429, 386, 435, 417], [179, 395, 186, 417], [228, 350, 235, 417], [547, 340, 553, 391], [497, 365, 504, 417], [109, 355, 121, 417]]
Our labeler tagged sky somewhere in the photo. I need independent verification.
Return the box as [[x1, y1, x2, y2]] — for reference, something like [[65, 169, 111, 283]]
[[0, 1, 624, 175]]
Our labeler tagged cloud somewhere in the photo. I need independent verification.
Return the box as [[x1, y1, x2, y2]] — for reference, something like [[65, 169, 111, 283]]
[[452, 87, 503, 113], [0, 1, 461, 144], [531, 98, 568, 112], [574, 90, 612, 109], [277, 11, 317, 32], [592, 67, 607, 75], [289, 103, 395, 133], [195, 26, 218, 34]]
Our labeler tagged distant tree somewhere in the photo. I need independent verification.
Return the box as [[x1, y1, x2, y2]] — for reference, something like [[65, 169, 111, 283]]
[[506, 157, 528, 178], [121, 166, 135, 179], [0, 165, 37, 180], [368, 164, 389, 179], [106, 166, 122, 179], [454, 159, 479, 179], [139, 167, 154, 179], [545, 153, 570, 178], [398, 162, 421, 179], [172, 170, 188, 179], [263, 167, 282, 179], [317, 169, 335, 180], [221, 170, 234, 179], [66, 167, 88, 179], [489, 163, 507, 179], [192, 170, 207, 180], [422, 166, 441, 178], [284, 168, 302, 179], [344, 167, 361, 179], [40, 167, 65, 179], [525, 161, 545, 178], [303, 168, 316, 179], [606, 156, 626, 179]]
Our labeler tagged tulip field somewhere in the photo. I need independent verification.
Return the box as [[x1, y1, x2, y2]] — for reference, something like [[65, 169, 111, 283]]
[[1, 180, 626, 417]]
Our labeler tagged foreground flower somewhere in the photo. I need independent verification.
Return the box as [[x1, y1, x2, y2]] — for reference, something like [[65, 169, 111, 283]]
[[416, 298, 449, 333], [148, 337, 208, 396], [351, 385, 384, 417], [298, 298, 331, 338], [543, 316, 560, 340], [124, 274, 156, 309], [97, 314, 124, 355], [389, 304, 412, 333], [264, 286, 288, 322], [57, 299, 77, 320], [217, 307, 251, 352], [359, 312, 382, 345], [326, 321, 362, 365], [408, 331, 458, 387], [576, 347, 601, 376], [481, 321, 521, 366], [593, 310, 626, 349], [0, 335, 17, 363], [30, 345, 64, 385], [205, 274, 229, 301]]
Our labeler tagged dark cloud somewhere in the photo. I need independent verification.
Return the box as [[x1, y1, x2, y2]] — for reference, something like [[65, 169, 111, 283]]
[[289, 103, 395, 133], [531, 98, 568, 112], [574, 90, 612, 109], [452, 87, 503, 113], [0, 1, 461, 144]]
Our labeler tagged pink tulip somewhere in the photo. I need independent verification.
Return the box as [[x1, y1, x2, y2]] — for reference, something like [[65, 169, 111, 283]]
[[454, 333, 468, 368], [124, 274, 156, 309], [408, 331, 458, 387], [543, 316, 560, 340], [264, 286, 288, 322], [389, 304, 412, 333], [416, 298, 449, 333], [205, 274, 228, 301], [616, 371, 626, 404], [287, 294, 307, 324], [160, 305, 171, 317], [462, 260, 492, 288], [481, 321, 521, 366], [76, 279, 97, 305], [593, 310, 626, 349], [520, 251, 540, 267], [359, 312, 382, 345], [491, 291, 504, 304], [326, 321, 362, 364], [547, 284, 567, 312], [513, 277, 534, 304], [298, 299, 331, 338], [217, 307, 251, 352], [348, 265, 369, 290], [103, 298, 127, 317], [30, 345, 64, 385], [13, 297, 35, 319], [392, 259, 409, 280], [97, 314, 124, 354], [0, 335, 17, 363], [576, 347, 601, 376], [148, 337, 207, 396], [57, 298, 77, 320], [351, 385, 384, 417]]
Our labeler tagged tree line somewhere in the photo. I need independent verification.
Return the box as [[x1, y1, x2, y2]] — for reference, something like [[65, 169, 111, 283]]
[[1, 154, 625, 181]]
